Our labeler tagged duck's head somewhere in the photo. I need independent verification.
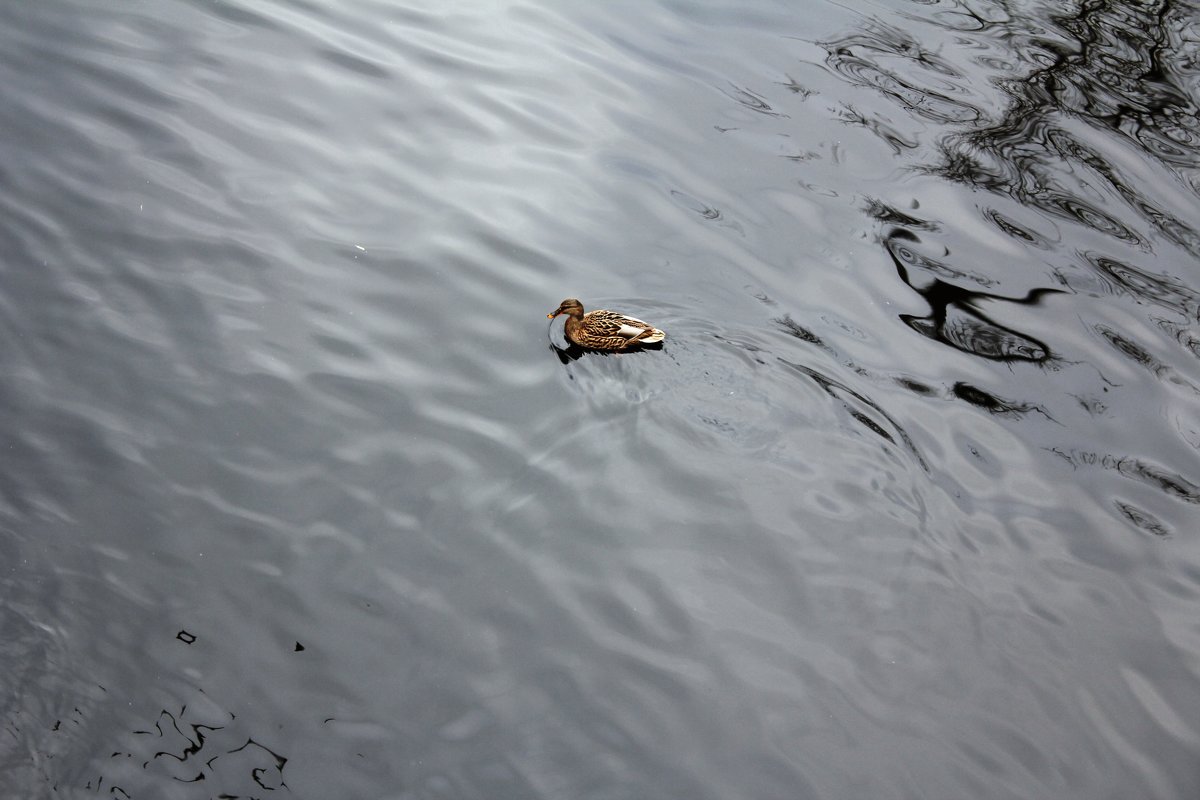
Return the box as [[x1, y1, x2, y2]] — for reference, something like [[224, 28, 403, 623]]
[[548, 298, 584, 319]]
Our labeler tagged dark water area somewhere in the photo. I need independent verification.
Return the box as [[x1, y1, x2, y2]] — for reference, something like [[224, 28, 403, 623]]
[[3, 0, 1200, 797]]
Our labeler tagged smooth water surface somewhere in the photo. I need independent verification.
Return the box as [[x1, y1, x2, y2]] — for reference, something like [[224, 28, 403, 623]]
[[3, 0, 1200, 797]]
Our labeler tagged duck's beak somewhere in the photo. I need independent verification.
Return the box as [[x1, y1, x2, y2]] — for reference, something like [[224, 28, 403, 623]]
[[547, 311, 559, 319]]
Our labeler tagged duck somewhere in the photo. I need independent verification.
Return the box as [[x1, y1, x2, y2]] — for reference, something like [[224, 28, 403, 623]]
[[547, 298, 666, 350]]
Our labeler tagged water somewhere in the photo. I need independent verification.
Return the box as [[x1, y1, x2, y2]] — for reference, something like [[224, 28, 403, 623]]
[[3, 0, 1200, 797]]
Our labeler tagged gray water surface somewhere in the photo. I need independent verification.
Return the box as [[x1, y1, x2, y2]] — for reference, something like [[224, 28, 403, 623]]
[[3, 1, 1200, 798]]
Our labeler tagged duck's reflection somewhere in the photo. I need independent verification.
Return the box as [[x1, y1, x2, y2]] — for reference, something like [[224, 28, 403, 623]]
[[550, 342, 663, 365], [551, 342, 589, 364]]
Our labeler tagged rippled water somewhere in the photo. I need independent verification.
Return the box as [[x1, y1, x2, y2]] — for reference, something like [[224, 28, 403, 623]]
[[4, 0, 1200, 797]]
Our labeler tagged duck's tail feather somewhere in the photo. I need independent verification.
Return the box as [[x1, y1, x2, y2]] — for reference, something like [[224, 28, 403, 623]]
[[641, 328, 666, 343]]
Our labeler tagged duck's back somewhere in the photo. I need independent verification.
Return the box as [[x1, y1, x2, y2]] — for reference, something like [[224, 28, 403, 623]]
[[585, 309, 665, 343]]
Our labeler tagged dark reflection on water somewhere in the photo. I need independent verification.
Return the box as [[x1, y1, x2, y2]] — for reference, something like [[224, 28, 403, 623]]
[[1114, 500, 1173, 538], [951, 382, 1047, 418], [827, 0, 1200, 252], [779, 357, 928, 471], [884, 228, 1058, 363], [1050, 448, 1200, 505], [826, 23, 984, 124], [5, 0, 1200, 797], [941, 1, 1198, 253]]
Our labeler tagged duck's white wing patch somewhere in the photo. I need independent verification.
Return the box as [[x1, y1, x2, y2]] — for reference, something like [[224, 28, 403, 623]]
[[617, 322, 648, 337]]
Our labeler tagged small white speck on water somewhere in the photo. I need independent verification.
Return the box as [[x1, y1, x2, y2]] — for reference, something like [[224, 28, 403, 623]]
[[355, 245, 366, 251]]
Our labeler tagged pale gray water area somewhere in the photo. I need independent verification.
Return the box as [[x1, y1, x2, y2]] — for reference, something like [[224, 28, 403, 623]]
[[3, 0, 1200, 797]]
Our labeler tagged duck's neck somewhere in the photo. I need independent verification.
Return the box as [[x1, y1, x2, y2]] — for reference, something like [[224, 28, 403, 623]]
[[563, 310, 585, 336]]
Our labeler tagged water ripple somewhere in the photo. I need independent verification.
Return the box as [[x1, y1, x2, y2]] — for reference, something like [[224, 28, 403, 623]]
[[6, 0, 1200, 797]]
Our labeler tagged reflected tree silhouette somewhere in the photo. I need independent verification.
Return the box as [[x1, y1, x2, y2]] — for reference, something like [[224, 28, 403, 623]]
[[825, 2, 1200, 223], [923, 0, 1200, 253], [826, 0, 1200, 363]]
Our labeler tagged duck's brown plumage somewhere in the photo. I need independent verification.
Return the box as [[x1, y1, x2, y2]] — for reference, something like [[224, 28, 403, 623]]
[[547, 298, 666, 350]]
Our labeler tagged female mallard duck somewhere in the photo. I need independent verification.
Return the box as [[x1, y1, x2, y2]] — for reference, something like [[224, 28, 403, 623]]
[[547, 298, 665, 350]]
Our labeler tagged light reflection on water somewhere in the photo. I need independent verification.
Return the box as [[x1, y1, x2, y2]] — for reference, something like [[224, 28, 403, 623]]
[[3, 0, 1200, 797]]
